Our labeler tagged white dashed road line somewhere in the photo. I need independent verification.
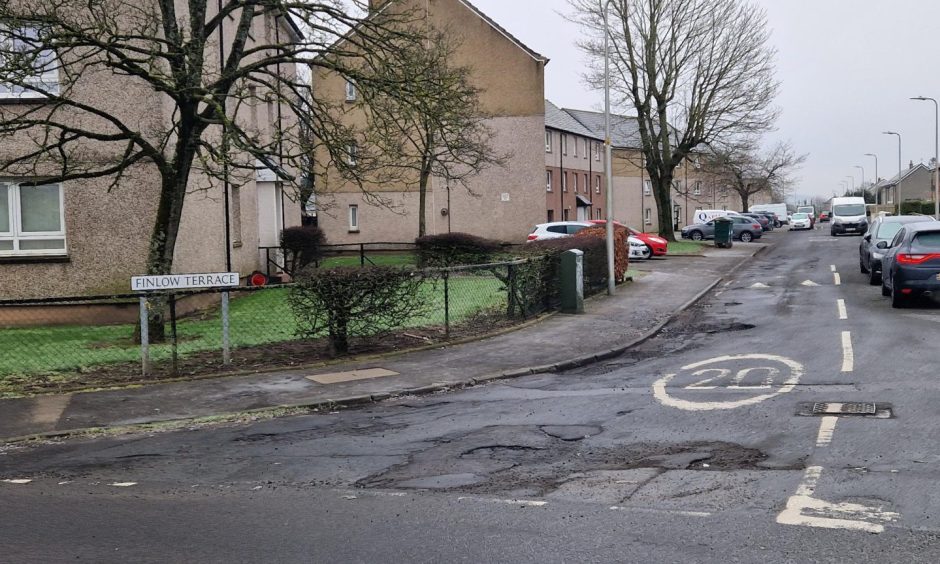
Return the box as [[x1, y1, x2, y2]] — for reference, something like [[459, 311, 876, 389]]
[[830, 265, 837, 272], [815, 416, 838, 447], [837, 299, 848, 320], [609, 506, 712, 518], [457, 497, 547, 507], [841, 332, 854, 373], [2, 479, 32, 485], [833, 273, 842, 286]]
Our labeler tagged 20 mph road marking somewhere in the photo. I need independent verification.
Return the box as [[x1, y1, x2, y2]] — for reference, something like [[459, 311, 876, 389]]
[[841, 332, 854, 372], [816, 417, 838, 447], [837, 299, 848, 320]]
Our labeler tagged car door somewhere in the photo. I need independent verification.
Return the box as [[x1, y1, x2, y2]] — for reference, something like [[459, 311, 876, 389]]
[[860, 219, 879, 269], [702, 221, 716, 238], [883, 228, 907, 288]]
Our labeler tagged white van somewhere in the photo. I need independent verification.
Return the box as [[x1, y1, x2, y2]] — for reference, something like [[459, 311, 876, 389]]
[[693, 209, 739, 224], [750, 203, 789, 225], [829, 197, 868, 236]]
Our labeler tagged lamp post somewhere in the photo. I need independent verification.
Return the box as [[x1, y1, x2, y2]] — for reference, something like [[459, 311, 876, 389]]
[[864, 153, 879, 205], [911, 96, 939, 218], [602, 0, 619, 296], [883, 131, 902, 215]]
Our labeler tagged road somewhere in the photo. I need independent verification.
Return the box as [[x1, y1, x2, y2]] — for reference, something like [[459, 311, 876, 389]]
[[4, 228, 940, 563]]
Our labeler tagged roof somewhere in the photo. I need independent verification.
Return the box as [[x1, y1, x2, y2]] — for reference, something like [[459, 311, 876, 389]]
[[545, 101, 600, 139], [874, 163, 930, 189], [459, 0, 549, 64], [904, 220, 940, 232], [562, 108, 644, 149]]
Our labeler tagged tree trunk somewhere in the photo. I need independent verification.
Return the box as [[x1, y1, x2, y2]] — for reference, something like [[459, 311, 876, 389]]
[[651, 174, 678, 242], [418, 159, 432, 238], [740, 191, 750, 212]]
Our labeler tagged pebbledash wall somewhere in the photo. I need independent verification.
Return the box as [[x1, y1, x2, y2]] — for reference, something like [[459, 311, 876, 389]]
[[314, 0, 547, 246], [0, 3, 301, 300]]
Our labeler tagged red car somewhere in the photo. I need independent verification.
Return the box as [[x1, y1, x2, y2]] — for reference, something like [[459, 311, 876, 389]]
[[589, 220, 669, 256]]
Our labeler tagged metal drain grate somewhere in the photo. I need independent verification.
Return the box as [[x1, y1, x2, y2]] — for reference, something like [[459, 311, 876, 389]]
[[811, 402, 877, 416]]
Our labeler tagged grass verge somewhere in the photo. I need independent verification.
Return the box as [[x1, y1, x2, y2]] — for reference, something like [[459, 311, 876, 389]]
[[668, 241, 708, 255]]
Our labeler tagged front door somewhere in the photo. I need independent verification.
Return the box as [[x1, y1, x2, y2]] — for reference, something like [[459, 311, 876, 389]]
[[577, 206, 587, 221], [257, 181, 284, 273]]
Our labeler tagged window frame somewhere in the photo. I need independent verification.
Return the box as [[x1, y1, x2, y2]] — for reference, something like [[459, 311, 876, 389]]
[[346, 142, 359, 167], [344, 80, 357, 102], [562, 134, 568, 156], [562, 172, 568, 192], [545, 131, 552, 153], [0, 27, 60, 100], [545, 170, 553, 192], [644, 180, 652, 196], [693, 181, 702, 196], [0, 181, 67, 256], [348, 204, 359, 232], [644, 208, 652, 225]]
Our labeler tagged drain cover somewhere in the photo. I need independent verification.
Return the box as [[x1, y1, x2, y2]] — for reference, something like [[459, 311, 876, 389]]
[[811, 402, 877, 416]]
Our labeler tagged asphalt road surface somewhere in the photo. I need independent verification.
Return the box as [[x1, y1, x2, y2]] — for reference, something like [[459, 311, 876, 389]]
[[4, 228, 940, 563]]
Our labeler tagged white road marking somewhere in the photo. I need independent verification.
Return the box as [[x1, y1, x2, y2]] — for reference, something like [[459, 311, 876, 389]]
[[109, 482, 137, 488], [2, 479, 32, 485], [653, 354, 804, 411], [801, 280, 820, 287], [841, 332, 854, 372], [777, 466, 899, 533], [815, 417, 839, 447], [609, 506, 712, 518], [837, 299, 848, 320], [834, 273, 842, 286], [830, 265, 837, 272], [457, 497, 547, 507], [750, 282, 770, 289]]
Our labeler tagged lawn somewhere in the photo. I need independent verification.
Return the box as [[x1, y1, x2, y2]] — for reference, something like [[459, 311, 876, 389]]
[[319, 253, 416, 268], [0, 274, 507, 379], [668, 240, 708, 255]]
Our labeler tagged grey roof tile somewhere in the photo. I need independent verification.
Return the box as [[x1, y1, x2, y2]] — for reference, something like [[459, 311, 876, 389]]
[[545, 100, 600, 139]]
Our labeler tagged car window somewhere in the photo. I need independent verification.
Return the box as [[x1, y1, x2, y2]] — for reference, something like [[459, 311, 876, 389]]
[[876, 222, 904, 242], [833, 204, 866, 216], [568, 225, 588, 235], [547, 226, 567, 234], [890, 229, 906, 248], [706, 221, 714, 227], [912, 231, 940, 250]]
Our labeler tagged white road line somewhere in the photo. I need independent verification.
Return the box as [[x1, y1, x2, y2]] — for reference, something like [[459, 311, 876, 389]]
[[609, 506, 712, 518], [815, 416, 839, 447], [830, 265, 837, 272], [834, 273, 842, 286], [837, 299, 848, 320], [109, 482, 138, 487], [777, 466, 899, 533], [2, 479, 32, 485], [841, 332, 854, 372], [457, 497, 547, 507]]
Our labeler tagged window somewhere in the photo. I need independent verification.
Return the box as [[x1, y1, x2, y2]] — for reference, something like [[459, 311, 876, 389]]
[[595, 176, 601, 194], [644, 180, 652, 196], [547, 209, 554, 222], [545, 131, 552, 153], [583, 139, 588, 159], [347, 143, 359, 167], [584, 174, 588, 194], [573, 174, 579, 193], [693, 181, 702, 196], [594, 142, 600, 161], [644, 208, 652, 225], [0, 182, 66, 255], [562, 134, 568, 156], [595, 208, 602, 220], [348, 204, 359, 232], [345, 80, 357, 102], [0, 27, 59, 99], [547, 225, 567, 234], [573, 137, 579, 157], [563, 209, 570, 221], [545, 170, 553, 192], [562, 172, 568, 192]]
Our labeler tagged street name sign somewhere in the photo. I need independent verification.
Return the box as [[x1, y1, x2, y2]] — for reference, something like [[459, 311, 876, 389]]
[[131, 272, 239, 291]]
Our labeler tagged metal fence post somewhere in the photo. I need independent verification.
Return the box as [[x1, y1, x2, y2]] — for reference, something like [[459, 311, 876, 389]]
[[221, 291, 231, 365], [139, 296, 149, 377], [507, 262, 518, 318], [444, 270, 451, 340], [360, 243, 365, 267], [169, 293, 179, 376]]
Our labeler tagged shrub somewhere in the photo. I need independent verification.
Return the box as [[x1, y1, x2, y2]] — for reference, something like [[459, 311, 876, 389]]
[[415, 232, 504, 268], [900, 200, 936, 216], [280, 226, 326, 275], [573, 225, 629, 285], [289, 266, 428, 356]]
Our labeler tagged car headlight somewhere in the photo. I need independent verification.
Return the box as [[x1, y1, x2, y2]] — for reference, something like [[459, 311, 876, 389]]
[[872, 252, 884, 260], [833, 218, 842, 224]]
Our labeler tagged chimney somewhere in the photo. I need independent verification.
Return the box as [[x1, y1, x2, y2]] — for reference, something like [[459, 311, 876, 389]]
[[910, 160, 915, 170]]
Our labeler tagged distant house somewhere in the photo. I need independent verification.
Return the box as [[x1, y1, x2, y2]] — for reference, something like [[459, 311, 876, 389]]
[[873, 163, 934, 207], [313, 0, 548, 245], [544, 101, 606, 223]]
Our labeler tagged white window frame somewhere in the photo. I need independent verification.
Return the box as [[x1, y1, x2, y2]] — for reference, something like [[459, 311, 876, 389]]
[[595, 176, 601, 194], [562, 134, 568, 156], [594, 142, 600, 161], [644, 208, 652, 225], [573, 136, 578, 157], [573, 173, 579, 193], [0, 27, 59, 99], [348, 204, 359, 232], [644, 180, 652, 196], [0, 181, 67, 256], [345, 80, 357, 102], [546, 170, 553, 192], [545, 131, 552, 153], [693, 181, 702, 196], [562, 172, 568, 192], [347, 143, 359, 167]]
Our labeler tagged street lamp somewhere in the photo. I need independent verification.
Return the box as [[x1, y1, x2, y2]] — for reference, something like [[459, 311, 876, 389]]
[[601, 0, 618, 296], [911, 96, 939, 218], [864, 153, 879, 205], [883, 131, 902, 215]]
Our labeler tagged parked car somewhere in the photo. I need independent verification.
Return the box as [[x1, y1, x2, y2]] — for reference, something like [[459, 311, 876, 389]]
[[830, 197, 868, 236], [797, 206, 816, 228], [790, 213, 812, 230], [527, 221, 592, 242], [589, 220, 669, 256], [752, 212, 778, 231], [818, 211, 830, 222], [859, 215, 936, 285], [628, 236, 652, 260], [751, 203, 789, 226], [879, 221, 940, 308], [681, 215, 764, 243], [691, 209, 740, 224], [741, 213, 771, 231]]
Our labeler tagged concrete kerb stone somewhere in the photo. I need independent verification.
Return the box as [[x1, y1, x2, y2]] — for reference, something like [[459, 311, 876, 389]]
[[0, 242, 772, 445]]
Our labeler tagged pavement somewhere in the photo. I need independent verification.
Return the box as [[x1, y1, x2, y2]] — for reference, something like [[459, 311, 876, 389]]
[[0, 237, 773, 442]]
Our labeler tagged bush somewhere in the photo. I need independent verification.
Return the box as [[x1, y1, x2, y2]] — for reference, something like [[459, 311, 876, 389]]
[[574, 225, 629, 285], [281, 226, 326, 275], [900, 200, 936, 216], [415, 232, 504, 268], [289, 266, 428, 356]]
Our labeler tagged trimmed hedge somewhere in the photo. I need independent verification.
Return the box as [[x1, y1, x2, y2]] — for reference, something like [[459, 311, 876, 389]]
[[280, 226, 326, 275], [415, 232, 504, 267]]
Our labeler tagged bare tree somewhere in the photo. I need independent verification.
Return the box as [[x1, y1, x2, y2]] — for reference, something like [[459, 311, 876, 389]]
[[570, 0, 779, 240], [0, 0, 446, 338], [709, 140, 806, 212], [356, 29, 507, 238]]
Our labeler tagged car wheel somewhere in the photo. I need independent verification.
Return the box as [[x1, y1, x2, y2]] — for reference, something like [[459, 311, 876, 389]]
[[891, 279, 907, 309], [690, 231, 704, 241], [869, 267, 881, 286], [644, 244, 654, 259], [740, 231, 753, 243], [881, 278, 891, 297], [830, 229, 837, 237]]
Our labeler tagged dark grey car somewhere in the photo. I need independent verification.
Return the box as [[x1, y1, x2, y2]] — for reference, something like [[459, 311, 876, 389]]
[[681, 215, 764, 243], [860, 215, 935, 285]]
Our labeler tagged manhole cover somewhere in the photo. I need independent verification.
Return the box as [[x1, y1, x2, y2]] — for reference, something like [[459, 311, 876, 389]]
[[811, 402, 877, 416]]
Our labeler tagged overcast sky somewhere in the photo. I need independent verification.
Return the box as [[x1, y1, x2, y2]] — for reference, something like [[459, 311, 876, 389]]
[[471, 0, 940, 201]]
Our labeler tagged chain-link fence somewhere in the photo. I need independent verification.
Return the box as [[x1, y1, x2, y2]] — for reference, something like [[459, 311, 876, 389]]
[[0, 255, 571, 394]]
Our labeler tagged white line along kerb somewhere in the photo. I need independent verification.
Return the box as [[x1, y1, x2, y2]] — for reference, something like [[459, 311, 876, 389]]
[[841, 332, 854, 373], [652, 354, 804, 411], [837, 299, 848, 320]]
